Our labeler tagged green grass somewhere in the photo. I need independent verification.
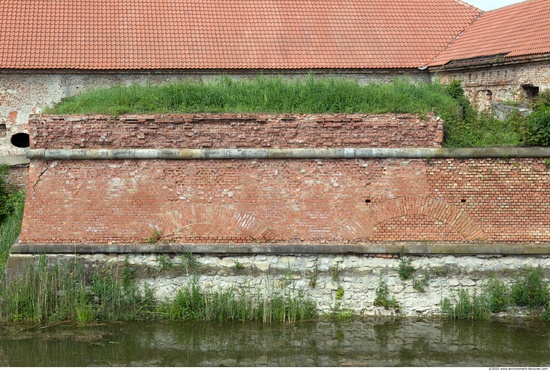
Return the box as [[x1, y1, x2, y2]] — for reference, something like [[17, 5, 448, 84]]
[[441, 268, 550, 321], [44, 75, 530, 148], [0, 201, 24, 275], [0, 164, 25, 276], [0, 257, 316, 324], [45, 75, 461, 117], [160, 278, 316, 323]]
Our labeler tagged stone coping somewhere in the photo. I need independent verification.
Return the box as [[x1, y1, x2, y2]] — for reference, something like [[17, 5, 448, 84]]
[[26, 147, 550, 160], [11, 243, 550, 255], [0, 155, 29, 166]]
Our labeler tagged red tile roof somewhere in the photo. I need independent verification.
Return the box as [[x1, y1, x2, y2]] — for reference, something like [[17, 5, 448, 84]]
[[430, 0, 550, 66], [0, 0, 481, 70]]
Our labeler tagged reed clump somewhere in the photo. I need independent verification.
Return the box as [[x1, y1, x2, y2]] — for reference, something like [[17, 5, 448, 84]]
[[0, 258, 316, 324], [441, 267, 550, 321], [160, 278, 316, 323]]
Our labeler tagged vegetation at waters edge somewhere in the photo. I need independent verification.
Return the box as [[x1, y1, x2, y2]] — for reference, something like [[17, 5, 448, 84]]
[[0, 257, 316, 324], [45, 75, 549, 148], [441, 267, 550, 321], [0, 165, 25, 274]]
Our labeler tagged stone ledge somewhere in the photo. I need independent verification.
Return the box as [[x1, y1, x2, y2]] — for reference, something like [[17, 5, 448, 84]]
[[10, 242, 550, 255], [26, 147, 550, 160]]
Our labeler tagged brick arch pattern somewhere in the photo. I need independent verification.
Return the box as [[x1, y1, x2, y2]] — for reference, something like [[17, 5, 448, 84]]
[[341, 197, 487, 242], [153, 204, 274, 243]]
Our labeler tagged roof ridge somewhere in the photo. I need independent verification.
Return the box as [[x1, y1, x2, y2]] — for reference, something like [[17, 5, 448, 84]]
[[452, 0, 483, 13], [424, 3, 483, 67]]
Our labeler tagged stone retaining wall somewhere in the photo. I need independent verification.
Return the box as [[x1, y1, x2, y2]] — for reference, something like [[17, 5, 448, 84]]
[[4, 252, 549, 317]]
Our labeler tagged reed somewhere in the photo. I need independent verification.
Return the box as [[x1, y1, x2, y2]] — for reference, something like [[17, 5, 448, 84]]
[[0, 258, 156, 323], [161, 278, 316, 323], [0, 259, 315, 324]]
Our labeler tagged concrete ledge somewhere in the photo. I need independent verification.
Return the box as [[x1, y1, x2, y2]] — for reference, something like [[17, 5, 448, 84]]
[[10, 242, 550, 255], [26, 147, 550, 160], [0, 155, 30, 166]]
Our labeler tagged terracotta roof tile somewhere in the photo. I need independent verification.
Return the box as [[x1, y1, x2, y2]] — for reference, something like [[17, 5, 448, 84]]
[[0, 0, 480, 70], [430, 0, 550, 66]]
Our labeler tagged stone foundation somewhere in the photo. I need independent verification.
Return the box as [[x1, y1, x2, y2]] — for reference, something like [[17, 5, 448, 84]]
[[5, 251, 549, 317]]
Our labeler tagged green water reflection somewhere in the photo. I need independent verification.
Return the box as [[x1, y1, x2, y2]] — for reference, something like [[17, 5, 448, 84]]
[[1, 318, 549, 366]]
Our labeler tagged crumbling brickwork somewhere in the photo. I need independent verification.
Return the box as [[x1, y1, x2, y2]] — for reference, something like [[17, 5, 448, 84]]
[[29, 113, 444, 149]]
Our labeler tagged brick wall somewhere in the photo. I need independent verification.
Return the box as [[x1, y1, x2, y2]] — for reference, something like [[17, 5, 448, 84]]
[[19, 114, 550, 245], [29, 113, 444, 149]]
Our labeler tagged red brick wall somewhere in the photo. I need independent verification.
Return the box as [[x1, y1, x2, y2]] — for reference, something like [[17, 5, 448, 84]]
[[21, 157, 550, 244], [29, 113, 444, 149], [20, 114, 549, 245]]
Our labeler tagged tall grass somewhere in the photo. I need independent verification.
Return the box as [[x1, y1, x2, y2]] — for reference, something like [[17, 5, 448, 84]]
[[441, 267, 550, 321], [0, 257, 156, 323], [44, 75, 526, 147], [0, 164, 25, 275], [46, 75, 460, 117], [161, 278, 316, 323], [0, 258, 316, 324]]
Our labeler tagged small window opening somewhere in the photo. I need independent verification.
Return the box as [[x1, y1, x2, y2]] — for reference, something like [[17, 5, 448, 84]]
[[522, 84, 539, 100], [460, 199, 466, 203], [10, 132, 30, 148]]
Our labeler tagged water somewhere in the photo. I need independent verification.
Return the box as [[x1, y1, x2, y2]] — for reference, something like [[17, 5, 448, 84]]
[[1, 318, 549, 367]]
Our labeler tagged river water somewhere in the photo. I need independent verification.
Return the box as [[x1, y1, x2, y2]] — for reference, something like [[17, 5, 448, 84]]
[[1, 318, 549, 367]]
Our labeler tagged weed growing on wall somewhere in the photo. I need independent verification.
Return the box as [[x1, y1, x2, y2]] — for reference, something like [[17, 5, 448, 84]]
[[45, 75, 460, 117], [373, 275, 399, 310], [46, 76, 536, 148], [510, 267, 549, 308], [397, 251, 415, 281]]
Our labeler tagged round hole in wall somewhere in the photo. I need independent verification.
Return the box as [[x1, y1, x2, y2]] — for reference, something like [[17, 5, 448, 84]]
[[10, 132, 30, 148], [365, 199, 372, 203]]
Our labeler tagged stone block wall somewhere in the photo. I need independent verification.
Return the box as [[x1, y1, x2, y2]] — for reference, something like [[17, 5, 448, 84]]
[[433, 60, 550, 110]]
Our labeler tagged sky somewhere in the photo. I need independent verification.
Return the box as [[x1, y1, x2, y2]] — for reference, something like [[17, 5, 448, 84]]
[[465, 0, 523, 10]]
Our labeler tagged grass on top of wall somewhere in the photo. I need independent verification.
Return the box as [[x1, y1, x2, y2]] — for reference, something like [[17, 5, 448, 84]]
[[45, 75, 460, 116], [44, 75, 525, 148]]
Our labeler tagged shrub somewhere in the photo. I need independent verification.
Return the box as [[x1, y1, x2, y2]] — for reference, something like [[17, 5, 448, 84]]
[[531, 89, 550, 111], [0, 165, 24, 224], [510, 267, 549, 308], [484, 276, 510, 313], [523, 108, 550, 146]]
